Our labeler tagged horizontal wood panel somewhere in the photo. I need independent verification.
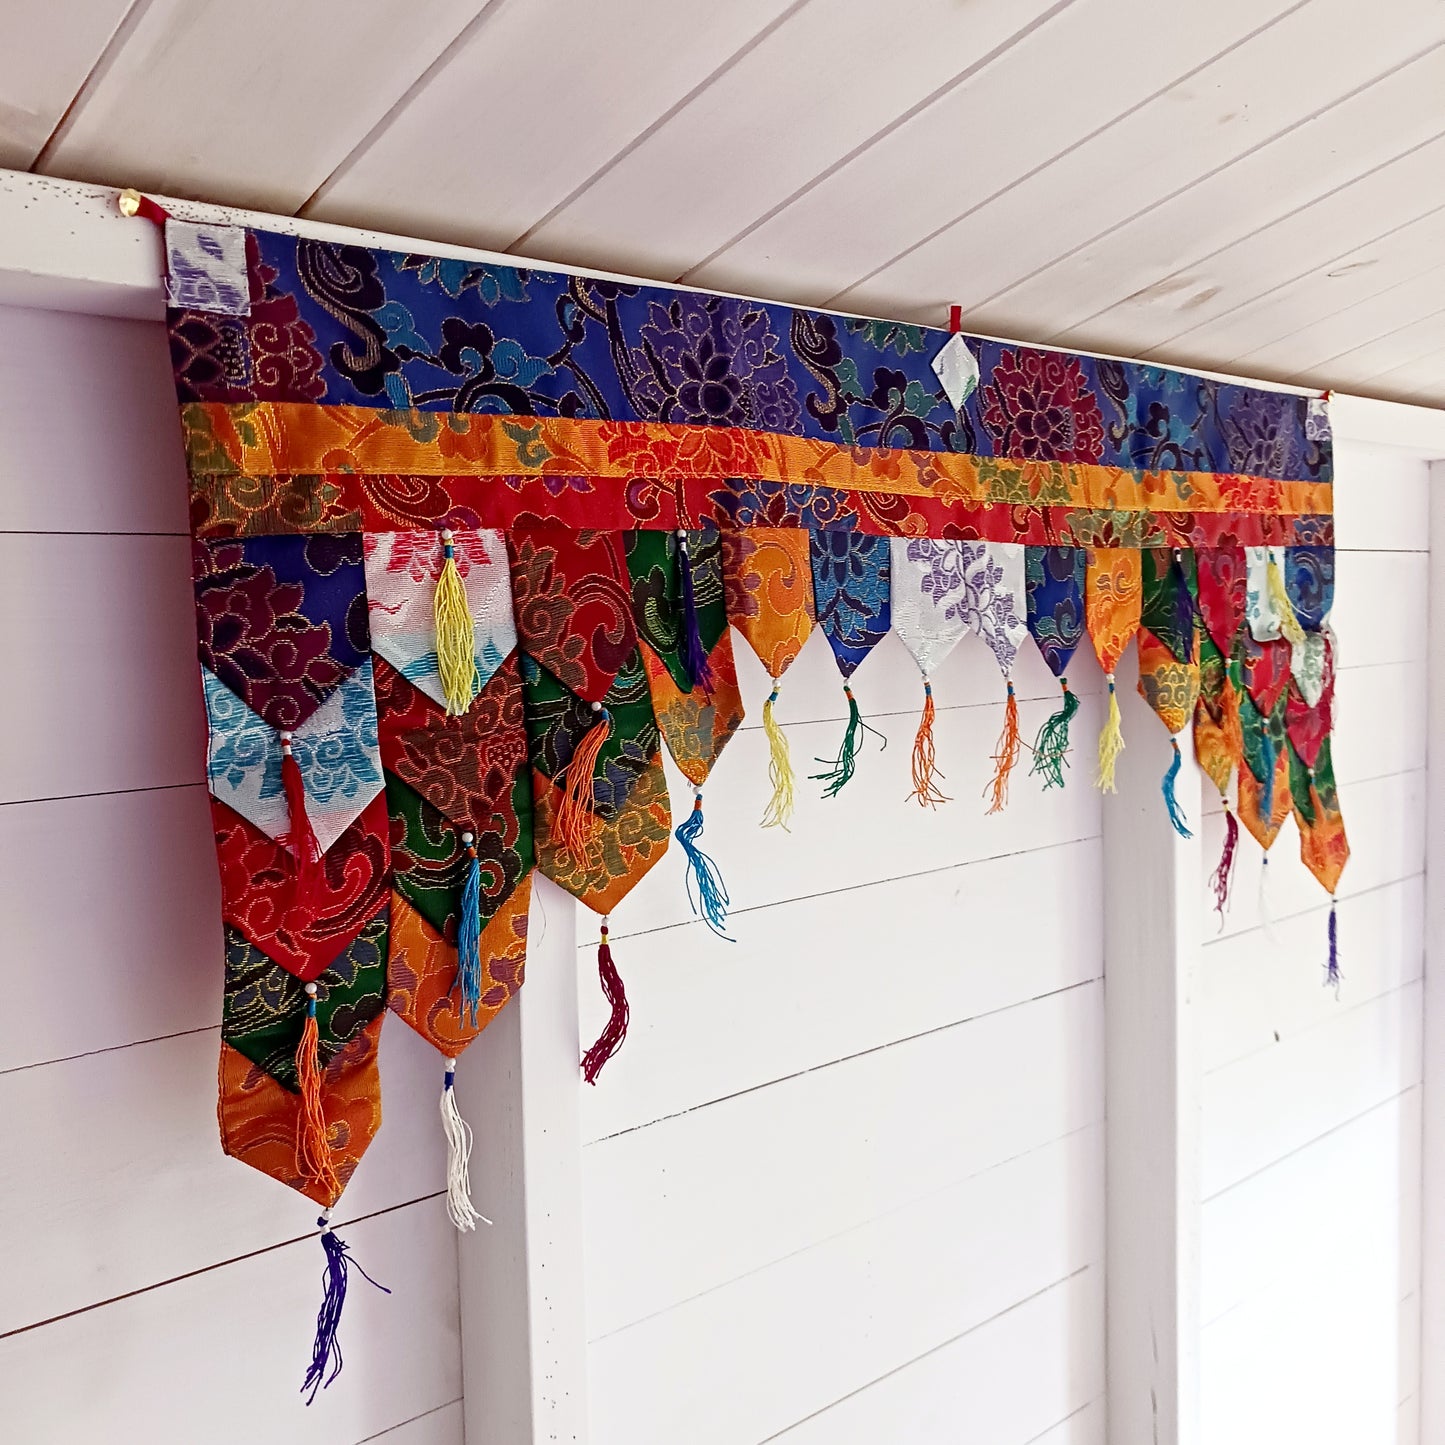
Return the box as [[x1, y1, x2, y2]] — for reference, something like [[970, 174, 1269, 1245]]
[[0, 1015, 471, 1335], [579, 836, 1102, 1141], [1201, 981, 1423, 1199], [587, 1126, 1103, 1445], [583, 983, 1102, 1339], [767, 1268, 1104, 1445], [1026, 1400, 1106, 1445], [1201, 1087, 1420, 1323], [0, 1199, 461, 1445], [360, 1400, 463, 1445]]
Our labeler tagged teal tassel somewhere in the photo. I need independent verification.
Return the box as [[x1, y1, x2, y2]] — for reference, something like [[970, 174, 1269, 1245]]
[[1161, 738, 1192, 838], [812, 683, 884, 799], [457, 831, 482, 1027], [675, 790, 732, 939], [1029, 678, 1079, 790]]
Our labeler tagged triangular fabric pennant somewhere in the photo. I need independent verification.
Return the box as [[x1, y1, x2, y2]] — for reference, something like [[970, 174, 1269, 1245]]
[[810, 531, 891, 677], [1195, 545, 1247, 656], [1085, 548, 1142, 676], [889, 539, 973, 679], [1024, 546, 1086, 679], [722, 527, 816, 680]]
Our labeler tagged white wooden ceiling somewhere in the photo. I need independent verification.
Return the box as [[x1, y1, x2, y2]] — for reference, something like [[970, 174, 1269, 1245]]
[[6, 0, 1445, 405]]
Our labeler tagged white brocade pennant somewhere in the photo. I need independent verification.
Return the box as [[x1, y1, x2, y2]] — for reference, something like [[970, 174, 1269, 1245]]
[[890, 538, 973, 677], [1244, 545, 1281, 642], [364, 529, 517, 708], [930, 333, 980, 412], [164, 220, 250, 315], [959, 541, 1029, 677], [203, 660, 384, 854]]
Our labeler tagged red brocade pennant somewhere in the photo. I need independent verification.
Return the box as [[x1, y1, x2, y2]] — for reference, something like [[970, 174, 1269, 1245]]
[[1241, 634, 1293, 715], [1195, 545, 1247, 656], [212, 792, 391, 982]]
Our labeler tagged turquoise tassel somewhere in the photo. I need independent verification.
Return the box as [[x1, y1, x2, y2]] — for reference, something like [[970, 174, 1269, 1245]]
[[457, 831, 483, 1026], [675, 790, 732, 940], [1161, 738, 1192, 838]]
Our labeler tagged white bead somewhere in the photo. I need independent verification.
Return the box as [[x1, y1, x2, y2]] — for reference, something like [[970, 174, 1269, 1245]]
[[304, 981, 318, 996], [279, 729, 293, 742], [675, 528, 688, 540], [440, 528, 454, 541], [590, 700, 603, 712], [461, 831, 474, 844]]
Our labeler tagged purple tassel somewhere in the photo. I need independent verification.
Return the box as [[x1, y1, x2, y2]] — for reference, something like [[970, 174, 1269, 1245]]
[[677, 531, 714, 694], [1172, 550, 1196, 653], [302, 1214, 390, 1404], [1326, 898, 1340, 996], [1210, 804, 1239, 926]]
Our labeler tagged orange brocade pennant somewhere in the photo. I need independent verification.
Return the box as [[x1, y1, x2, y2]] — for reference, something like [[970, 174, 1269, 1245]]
[[1084, 547, 1143, 675], [722, 528, 817, 679]]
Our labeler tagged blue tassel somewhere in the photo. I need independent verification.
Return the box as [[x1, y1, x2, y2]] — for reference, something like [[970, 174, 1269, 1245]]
[[1161, 738, 1192, 838], [677, 532, 714, 694], [457, 831, 482, 1027], [1326, 898, 1340, 995], [302, 1213, 389, 1404], [675, 790, 732, 939]]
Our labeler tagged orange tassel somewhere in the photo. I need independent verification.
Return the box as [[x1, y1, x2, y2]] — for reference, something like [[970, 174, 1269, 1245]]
[[909, 678, 949, 807], [986, 680, 1020, 815], [279, 732, 324, 910], [296, 984, 340, 1201], [555, 708, 610, 858]]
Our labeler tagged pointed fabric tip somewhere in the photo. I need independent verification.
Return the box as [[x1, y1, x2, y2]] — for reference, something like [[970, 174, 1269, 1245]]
[[555, 710, 609, 858], [439, 1063, 489, 1232], [677, 535, 714, 694], [909, 678, 949, 807], [1162, 738, 1193, 838], [295, 991, 340, 1201], [581, 921, 629, 1084], [675, 792, 732, 939], [760, 684, 796, 829], [1029, 678, 1079, 790], [456, 834, 483, 1027], [434, 530, 479, 716], [812, 684, 882, 799], [302, 1216, 390, 1404], [986, 680, 1020, 815], [1210, 804, 1239, 925], [1096, 677, 1124, 792], [1326, 898, 1341, 996], [279, 737, 324, 909]]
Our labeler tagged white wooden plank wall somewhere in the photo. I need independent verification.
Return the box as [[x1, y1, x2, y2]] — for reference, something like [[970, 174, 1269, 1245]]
[[1194, 437, 1428, 1445], [0, 304, 468, 1444], [573, 593, 1109, 1439]]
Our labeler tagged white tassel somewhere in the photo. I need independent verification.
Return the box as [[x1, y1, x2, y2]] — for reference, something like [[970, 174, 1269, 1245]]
[[440, 1061, 490, 1232]]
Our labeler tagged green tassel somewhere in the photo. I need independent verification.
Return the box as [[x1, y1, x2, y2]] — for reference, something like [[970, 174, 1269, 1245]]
[[811, 684, 883, 799], [1029, 679, 1079, 790]]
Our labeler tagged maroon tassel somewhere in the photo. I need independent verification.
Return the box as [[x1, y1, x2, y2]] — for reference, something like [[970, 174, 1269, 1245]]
[[1326, 898, 1340, 995], [279, 732, 324, 909], [677, 531, 714, 694], [581, 918, 629, 1084], [1210, 803, 1239, 925]]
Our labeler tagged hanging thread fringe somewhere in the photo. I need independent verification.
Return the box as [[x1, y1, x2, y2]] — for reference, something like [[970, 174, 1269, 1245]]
[[440, 1061, 490, 1232], [1030, 678, 1079, 790], [279, 732, 324, 909], [760, 682, 796, 829], [909, 677, 949, 807], [581, 918, 629, 1084], [677, 531, 715, 694], [675, 790, 732, 938], [1096, 676, 1124, 792], [1266, 552, 1306, 647], [434, 528, 479, 716], [986, 680, 1021, 815], [1326, 898, 1341, 996], [1211, 802, 1239, 926], [302, 1211, 390, 1404], [456, 832, 483, 1027], [555, 707, 609, 858], [812, 684, 883, 799], [295, 985, 340, 1201], [1161, 738, 1193, 838]]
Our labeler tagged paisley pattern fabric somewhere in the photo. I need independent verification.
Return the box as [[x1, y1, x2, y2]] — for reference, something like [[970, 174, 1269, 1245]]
[[1024, 546, 1086, 678], [160, 218, 1344, 1209], [722, 527, 816, 678], [811, 532, 891, 677]]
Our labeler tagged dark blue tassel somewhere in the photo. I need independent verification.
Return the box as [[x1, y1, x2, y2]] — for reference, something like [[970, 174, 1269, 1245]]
[[302, 1215, 389, 1404], [675, 790, 732, 939], [1326, 898, 1340, 995], [1172, 549, 1196, 654], [457, 831, 482, 1027], [1161, 738, 1192, 838], [677, 533, 714, 694]]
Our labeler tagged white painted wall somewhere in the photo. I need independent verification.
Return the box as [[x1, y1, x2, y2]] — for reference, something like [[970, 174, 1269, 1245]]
[[1194, 437, 1428, 1445], [0, 304, 466, 1444]]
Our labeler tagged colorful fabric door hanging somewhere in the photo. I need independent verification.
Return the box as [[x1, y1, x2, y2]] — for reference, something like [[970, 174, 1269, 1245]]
[[127, 189, 1345, 1393]]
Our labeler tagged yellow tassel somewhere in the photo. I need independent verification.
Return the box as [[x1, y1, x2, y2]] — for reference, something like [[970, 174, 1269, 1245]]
[[909, 677, 949, 808], [985, 680, 1020, 815], [1096, 675, 1125, 793], [555, 709, 609, 860], [1266, 553, 1305, 648], [296, 985, 341, 1202], [435, 529, 479, 716], [760, 681, 797, 829]]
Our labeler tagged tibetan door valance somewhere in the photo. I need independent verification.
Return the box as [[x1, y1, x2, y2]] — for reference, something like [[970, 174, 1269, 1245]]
[[139, 195, 1345, 1394]]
